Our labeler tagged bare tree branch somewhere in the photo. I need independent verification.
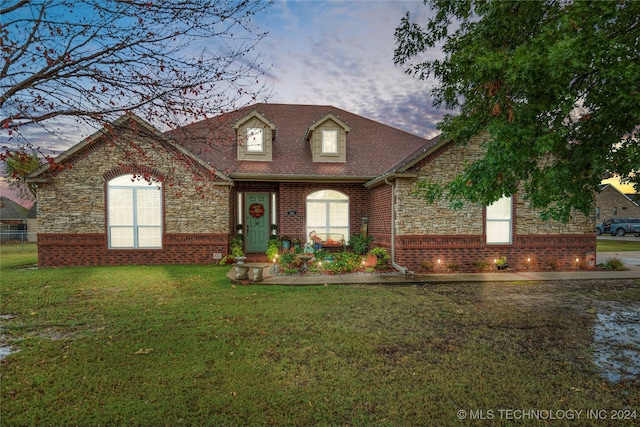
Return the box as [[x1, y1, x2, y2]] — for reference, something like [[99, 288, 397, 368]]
[[1, 0, 272, 143]]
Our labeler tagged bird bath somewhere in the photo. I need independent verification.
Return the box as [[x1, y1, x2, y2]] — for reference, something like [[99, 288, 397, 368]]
[[298, 255, 314, 272]]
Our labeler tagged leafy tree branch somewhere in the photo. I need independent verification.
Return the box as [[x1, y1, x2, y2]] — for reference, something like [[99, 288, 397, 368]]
[[395, 0, 639, 221]]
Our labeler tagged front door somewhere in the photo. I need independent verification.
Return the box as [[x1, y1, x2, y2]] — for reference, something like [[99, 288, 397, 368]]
[[245, 193, 269, 253]]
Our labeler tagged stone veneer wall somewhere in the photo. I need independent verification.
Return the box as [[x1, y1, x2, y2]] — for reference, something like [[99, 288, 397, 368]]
[[36, 127, 230, 267], [393, 136, 596, 273]]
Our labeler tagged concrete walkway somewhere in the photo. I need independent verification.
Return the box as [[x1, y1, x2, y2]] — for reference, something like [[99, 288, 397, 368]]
[[229, 251, 640, 285]]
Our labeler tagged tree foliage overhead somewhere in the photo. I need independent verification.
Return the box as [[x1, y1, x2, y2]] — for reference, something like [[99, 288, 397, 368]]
[[1, 0, 271, 152], [4, 148, 41, 199], [394, 0, 640, 221]]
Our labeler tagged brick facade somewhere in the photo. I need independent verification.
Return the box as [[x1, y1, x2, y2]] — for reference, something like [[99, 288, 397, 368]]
[[37, 233, 227, 267], [366, 184, 393, 250], [595, 184, 640, 220], [232, 182, 368, 248]]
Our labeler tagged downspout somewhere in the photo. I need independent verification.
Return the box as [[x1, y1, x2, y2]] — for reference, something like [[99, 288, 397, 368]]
[[385, 177, 411, 275]]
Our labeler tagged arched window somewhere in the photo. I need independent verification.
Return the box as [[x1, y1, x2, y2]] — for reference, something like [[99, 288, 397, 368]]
[[107, 175, 162, 248], [306, 190, 349, 240]]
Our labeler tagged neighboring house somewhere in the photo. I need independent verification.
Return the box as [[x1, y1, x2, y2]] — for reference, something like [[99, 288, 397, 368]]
[[0, 196, 27, 242], [595, 184, 640, 220], [27, 104, 595, 271], [26, 203, 38, 243]]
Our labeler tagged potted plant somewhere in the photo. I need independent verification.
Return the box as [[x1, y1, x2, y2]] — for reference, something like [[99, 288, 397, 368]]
[[266, 238, 280, 261], [292, 237, 302, 249], [369, 247, 390, 267], [280, 235, 291, 250], [495, 256, 508, 270], [230, 237, 246, 264]]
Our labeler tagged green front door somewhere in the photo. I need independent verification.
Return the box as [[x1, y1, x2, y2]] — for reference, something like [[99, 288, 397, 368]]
[[245, 193, 269, 253]]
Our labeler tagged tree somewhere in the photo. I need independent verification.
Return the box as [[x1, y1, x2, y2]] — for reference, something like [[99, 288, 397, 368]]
[[4, 148, 41, 199], [1, 0, 271, 161], [394, 0, 640, 221]]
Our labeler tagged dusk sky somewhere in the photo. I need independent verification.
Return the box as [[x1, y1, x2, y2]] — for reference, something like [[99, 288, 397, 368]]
[[254, 0, 447, 139]]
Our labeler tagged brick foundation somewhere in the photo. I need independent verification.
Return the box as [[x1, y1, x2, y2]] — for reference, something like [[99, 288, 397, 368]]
[[37, 233, 228, 267], [396, 234, 597, 273]]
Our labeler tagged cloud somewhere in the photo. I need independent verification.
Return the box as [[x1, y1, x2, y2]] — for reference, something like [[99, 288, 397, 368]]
[[2, 1, 447, 153], [260, 0, 447, 137]]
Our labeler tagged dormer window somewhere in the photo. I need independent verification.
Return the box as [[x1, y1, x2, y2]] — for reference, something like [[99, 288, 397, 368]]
[[233, 110, 276, 161], [247, 128, 264, 152], [305, 112, 351, 163], [322, 130, 338, 154]]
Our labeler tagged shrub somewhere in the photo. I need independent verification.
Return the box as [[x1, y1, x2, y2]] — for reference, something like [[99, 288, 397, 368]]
[[447, 262, 461, 272], [325, 252, 361, 274], [472, 260, 491, 272], [349, 233, 374, 255], [547, 260, 560, 271], [604, 257, 626, 271], [278, 252, 297, 269], [420, 261, 434, 272]]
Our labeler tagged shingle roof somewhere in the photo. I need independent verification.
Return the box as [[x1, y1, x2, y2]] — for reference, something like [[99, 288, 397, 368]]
[[0, 196, 28, 220], [167, 103, 436, 180]]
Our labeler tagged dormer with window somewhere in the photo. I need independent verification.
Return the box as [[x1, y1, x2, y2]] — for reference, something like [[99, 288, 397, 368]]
[[234, 110, 277, 161], [305, 113, 351, 163]]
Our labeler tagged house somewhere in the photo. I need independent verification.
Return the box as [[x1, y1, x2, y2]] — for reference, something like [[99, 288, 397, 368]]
[[595, 184, 640, 220], [0, 196, 27, 242], [27, 103, 595, 271]]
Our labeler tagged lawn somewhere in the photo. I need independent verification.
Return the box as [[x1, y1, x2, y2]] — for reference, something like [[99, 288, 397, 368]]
[[597, 238, 640, 253], [1, 244, 639, 425]]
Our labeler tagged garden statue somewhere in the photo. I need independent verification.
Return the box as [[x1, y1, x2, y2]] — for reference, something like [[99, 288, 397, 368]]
[[308, 230, 322, 252], [304, 239, 315, 254]]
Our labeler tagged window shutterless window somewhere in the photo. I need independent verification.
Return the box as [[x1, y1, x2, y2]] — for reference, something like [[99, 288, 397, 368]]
[[321, 130, 338, 154], [108, 175, 162, 249], [246, 128, 264, 152], [486, 196, 512, 244]]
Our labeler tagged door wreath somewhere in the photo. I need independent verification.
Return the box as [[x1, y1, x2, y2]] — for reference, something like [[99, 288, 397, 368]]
[[249, 203, 265, 219]]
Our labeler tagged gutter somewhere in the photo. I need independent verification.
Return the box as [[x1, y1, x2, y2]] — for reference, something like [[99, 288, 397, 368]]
[[385, 177, 412, 276], [230, 173, 374, 183]]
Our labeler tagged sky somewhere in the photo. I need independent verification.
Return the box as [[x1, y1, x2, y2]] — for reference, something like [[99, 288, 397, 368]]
[[253, 0, 446, 139]]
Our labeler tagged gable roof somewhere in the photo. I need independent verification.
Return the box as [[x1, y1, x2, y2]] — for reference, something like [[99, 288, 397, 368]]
[[0, 196, 28, 220], [167, 103, 433, 181], [600, 183, 640, 207], [304, 112, 351, 141], [28, 113, 230, 183]]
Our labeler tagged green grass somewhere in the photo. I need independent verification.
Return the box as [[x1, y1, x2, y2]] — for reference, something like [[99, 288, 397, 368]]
[[0, 242, 38, 269], [1, 246, 639, 425], [597, 238, 640, 252]]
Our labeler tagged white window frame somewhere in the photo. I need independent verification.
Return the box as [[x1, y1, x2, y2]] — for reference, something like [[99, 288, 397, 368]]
[[486, 195, 512, 244], [321, 130, 338, 154], [246, 127, 264, 152], [108, 175, 162, 249], [306, 190, 349, 240]]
